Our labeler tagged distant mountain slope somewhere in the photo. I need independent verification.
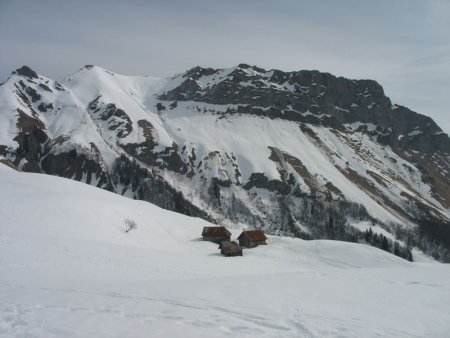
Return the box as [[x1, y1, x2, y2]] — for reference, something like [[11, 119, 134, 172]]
[[1, 64, 449, 261], [1, 162, 450, 338]]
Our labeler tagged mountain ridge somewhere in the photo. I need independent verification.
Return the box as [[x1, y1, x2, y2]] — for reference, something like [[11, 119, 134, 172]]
[[1, 64, 449, 261]]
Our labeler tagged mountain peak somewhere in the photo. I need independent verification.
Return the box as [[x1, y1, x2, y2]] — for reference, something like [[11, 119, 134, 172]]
[[73, 64, 117, 77], [1, 63, 450, 263], [13, 65, 39, 79], [236, 63, 267, 73]]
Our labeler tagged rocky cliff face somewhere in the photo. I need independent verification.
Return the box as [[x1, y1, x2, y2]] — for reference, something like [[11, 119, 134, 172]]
[[1, 64, 449, 261]]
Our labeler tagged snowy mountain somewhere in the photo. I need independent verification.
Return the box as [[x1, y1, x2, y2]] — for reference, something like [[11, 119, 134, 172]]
[[1, 64, 449, 261], [1, 163, 450, 337]]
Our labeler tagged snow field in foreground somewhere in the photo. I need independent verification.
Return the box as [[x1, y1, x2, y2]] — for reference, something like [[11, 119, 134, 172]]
[[1, 165, 449, 337]]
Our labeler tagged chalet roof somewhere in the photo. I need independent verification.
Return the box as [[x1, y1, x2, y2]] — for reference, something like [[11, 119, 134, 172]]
[[238, 230, 267, 242], [218, 241, 241, 249], [202, 226, 231, 237]]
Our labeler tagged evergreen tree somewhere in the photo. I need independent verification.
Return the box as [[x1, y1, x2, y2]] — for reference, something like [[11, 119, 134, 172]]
[[381, 236, 389, 252]]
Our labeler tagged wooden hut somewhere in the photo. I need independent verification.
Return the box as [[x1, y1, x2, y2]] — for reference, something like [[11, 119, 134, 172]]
[[202, 226, 231, 243], [219, 241, 243, 257], [238, 230, 267, 248]]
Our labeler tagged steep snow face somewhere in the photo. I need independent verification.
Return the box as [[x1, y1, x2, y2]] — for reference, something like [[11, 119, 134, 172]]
[[152, 98, 449, 229], [1, 164, 450, 338], [1, 64, 450, 262], [0, 67, 117, 172], [157, 102, 403, 224], [62, 66, 174, 150]]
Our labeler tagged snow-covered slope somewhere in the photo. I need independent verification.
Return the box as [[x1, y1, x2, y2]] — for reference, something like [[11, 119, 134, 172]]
[[1, 64, 450, 262], [1, 164, 449, 337]]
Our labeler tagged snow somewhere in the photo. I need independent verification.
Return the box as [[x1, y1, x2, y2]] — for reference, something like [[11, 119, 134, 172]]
[[313, 125, 448, 222], [1, 164, 450, 337], [62, 66, 174, 150], [307, 126, 408, 224], [408, 130, 423, 137], [345, 122, 377, 132], [159, 102, 282, 181], [0, 75, 32, 149], [334, 105, 349, 113], [1, 65, 449, 265], [155, 100, 434, 225], [282, 81, 297, 92], [65, 61, 450, 224], [193, 67, 234, 89]]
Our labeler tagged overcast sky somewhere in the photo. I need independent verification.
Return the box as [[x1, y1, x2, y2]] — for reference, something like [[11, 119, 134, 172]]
[[1, 0, 449, 133]]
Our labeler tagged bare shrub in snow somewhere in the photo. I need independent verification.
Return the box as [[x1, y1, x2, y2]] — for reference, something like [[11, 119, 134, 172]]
[[125, 219, 137, 233]]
